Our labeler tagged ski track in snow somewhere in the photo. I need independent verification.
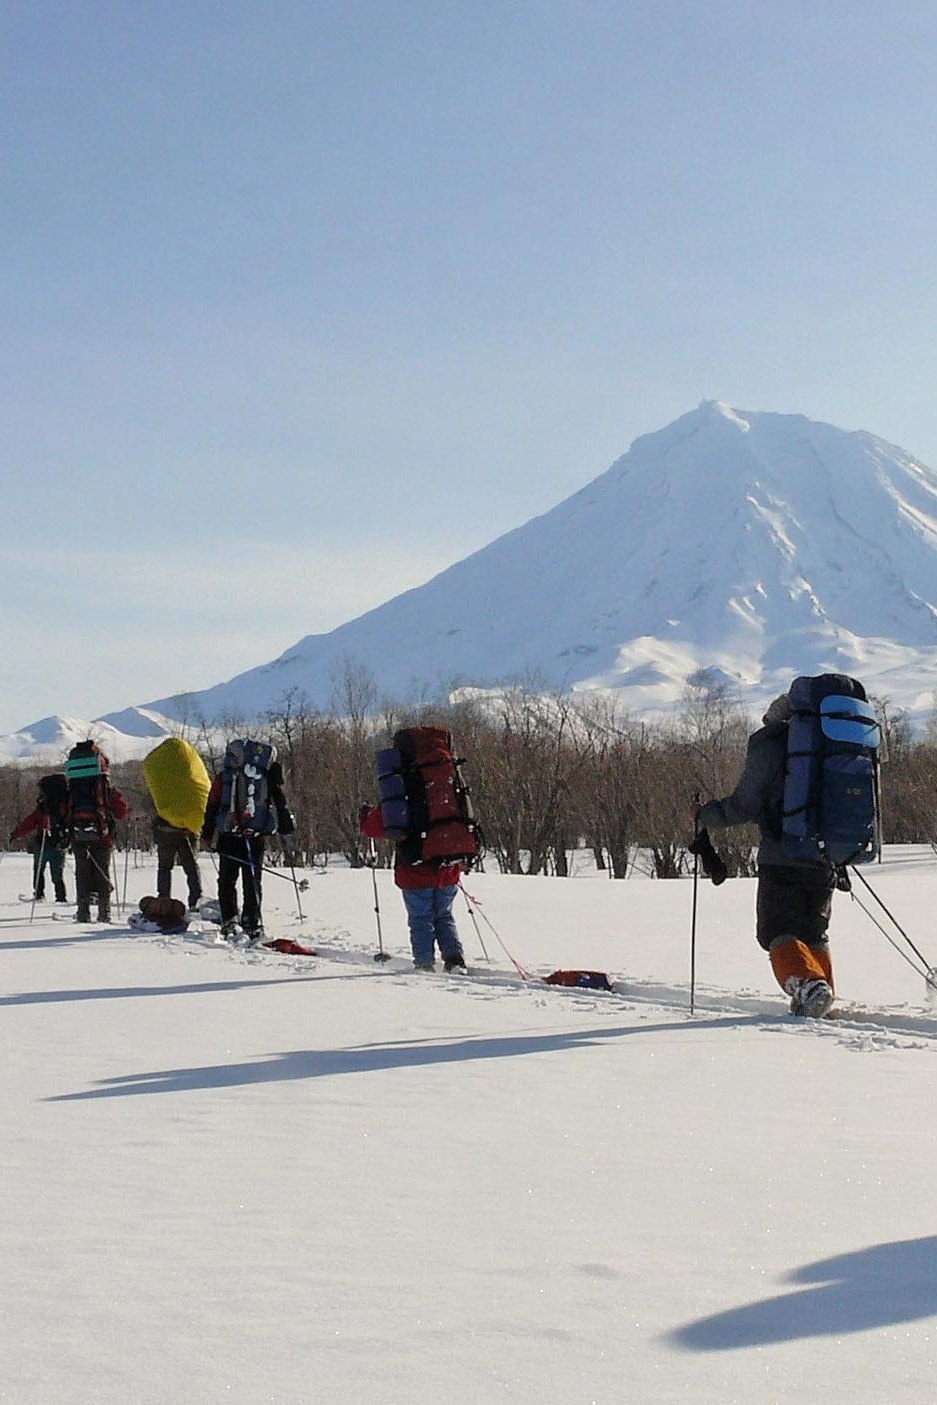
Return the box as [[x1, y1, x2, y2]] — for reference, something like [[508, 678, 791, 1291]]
[[45, 907, 934, 1057]]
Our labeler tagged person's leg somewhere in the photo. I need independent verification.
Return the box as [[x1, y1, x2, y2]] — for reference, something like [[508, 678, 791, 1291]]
[[32, 846, 45, 899], [73, 844, 92, 919], [758, 864, 835, 1014], [178, 834, 202, 909], [93, 843, 113, 920], [768, 936, 831, 989], [48, 846, 67, 902], [241, 838, 264, 933], [401, 888, 436, 968], [217, 839, 239, 927], [432, 885, 465, 968], [155, 834, 175, 899]]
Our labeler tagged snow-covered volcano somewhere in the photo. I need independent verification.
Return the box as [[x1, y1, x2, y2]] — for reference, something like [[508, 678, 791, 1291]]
[[138, 401, 937, 725]]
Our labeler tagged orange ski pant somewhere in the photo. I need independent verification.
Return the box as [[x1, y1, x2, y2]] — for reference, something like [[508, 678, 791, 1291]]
[[769, 938, 834, 993]]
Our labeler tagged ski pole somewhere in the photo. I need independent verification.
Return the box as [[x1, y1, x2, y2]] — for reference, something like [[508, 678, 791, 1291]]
[[847, 884, 937, 989], [461, 885, 490, 962], [689, 793, 700, 1014], [368, 839, 391, 962], [283, 839, 306, 922], [122, 842, 130, 908], [849, 865, 937, 988], [217, 851, 309, 889], [111, 851, 124, 916], [458, 883, 530, 979], [29, 830, 48, 924]]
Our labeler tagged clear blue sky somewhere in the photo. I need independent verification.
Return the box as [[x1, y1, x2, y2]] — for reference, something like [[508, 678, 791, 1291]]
[[3, 0, 937, 732]]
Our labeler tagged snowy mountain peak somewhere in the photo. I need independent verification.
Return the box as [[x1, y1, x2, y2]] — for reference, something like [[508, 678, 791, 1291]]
[[5, 403, 937, 760], [699, 398, 751, 431], [128, 402, 937, 728]]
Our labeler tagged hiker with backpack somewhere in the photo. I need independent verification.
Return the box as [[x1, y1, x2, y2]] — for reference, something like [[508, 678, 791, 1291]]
[[694, 674, 880, 1018], [359, 724, 479, 973], [142, 737, 211, 914], [65, 742, 130, 923], [200, 739, 295, 942], [9, 774, 70, 903]]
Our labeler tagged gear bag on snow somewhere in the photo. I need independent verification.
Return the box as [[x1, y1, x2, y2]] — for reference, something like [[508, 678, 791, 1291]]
[[375, 725, 479, 866], [64, 741, 114, 843], [134, 895, 189, 934], [37, 773, 70, 846], [217, 739, 279, 836], [143, 736, 211, 836], [543, 969, 613, 991], [781, 674, 881, 867]]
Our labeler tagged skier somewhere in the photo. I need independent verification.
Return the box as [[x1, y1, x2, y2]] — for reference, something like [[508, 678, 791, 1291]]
[[64, 745, 129, 923], [696, 691, 839, 1018], [200, 744, 295, 942], [142, 736, 211, 915], [359, 804, 466, 973], [9, 781, 69, 903]]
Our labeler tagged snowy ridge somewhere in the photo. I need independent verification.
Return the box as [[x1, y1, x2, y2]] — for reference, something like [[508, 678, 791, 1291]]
[[0, 709, 177, 765]]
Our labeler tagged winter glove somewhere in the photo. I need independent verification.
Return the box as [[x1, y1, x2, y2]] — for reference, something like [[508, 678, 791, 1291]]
[[688, 828, 728, 886]]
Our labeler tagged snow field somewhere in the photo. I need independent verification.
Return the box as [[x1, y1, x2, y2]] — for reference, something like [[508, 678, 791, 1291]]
[[3, 850, 937, 1403]]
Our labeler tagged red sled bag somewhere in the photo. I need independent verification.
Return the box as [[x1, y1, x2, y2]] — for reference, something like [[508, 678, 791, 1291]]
[[378, 725, 480, 867], [543, 970, 613, 992]]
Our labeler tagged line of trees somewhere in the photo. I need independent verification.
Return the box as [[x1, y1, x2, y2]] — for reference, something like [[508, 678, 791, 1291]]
[[3, 670, 936, 877]]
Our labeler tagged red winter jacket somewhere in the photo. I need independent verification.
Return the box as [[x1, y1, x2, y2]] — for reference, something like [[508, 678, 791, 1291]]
[[360, 805, 461, 891], [11, 808, 46, 842]]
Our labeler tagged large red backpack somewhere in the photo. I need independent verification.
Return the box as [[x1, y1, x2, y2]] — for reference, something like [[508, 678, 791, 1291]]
[[376, 725, 479, 867]]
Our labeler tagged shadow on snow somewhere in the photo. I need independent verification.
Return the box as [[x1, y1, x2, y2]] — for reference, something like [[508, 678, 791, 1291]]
[[669, 1236, 937, 1347], [47, 1014, 772, 1100]]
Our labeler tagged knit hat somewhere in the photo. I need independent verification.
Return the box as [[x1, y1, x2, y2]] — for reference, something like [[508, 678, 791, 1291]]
[[762, 693, 792, 726]]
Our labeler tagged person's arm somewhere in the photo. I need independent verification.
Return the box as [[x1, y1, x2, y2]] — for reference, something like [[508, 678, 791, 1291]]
[[267, 762, 294, 835], [10, 809, 42, 841], [360, 805, 385, 840], [201, 774, 222, 843], [699, 732, 774, 831]]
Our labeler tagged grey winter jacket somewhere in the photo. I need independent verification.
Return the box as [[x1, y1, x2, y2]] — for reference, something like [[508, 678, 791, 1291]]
[[698, 721, 827, 870]]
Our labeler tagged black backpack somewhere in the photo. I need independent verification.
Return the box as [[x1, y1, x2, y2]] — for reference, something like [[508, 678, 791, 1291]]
[[780, 674, 881, 867], [216, 739, 280, 836], [37, 773, 69, 846]]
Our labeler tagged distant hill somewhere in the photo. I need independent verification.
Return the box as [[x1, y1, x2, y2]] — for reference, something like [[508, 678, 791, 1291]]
[[0, 710, 175, 766]]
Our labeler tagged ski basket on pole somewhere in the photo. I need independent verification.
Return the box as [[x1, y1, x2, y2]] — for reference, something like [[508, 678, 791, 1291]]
[[781, 674, 881, 867], [375, 725, 479, 867]]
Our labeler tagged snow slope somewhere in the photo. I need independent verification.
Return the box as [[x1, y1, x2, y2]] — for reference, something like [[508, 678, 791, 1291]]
[[140, 401, 937, 724], [4, 847, 937, 1404]]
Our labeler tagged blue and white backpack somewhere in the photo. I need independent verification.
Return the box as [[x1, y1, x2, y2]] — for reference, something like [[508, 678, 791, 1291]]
[[780, 674, 881, 867]]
